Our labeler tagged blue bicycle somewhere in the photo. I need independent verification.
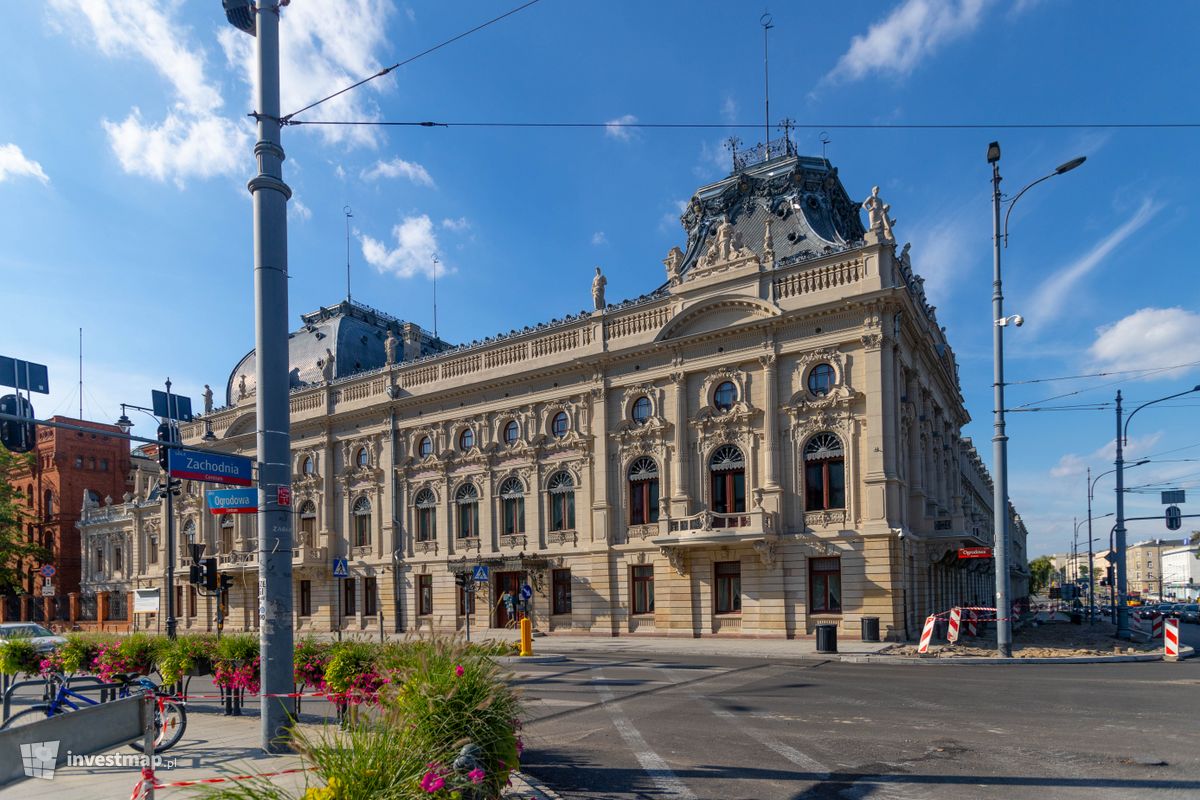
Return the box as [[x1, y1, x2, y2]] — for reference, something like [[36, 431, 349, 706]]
[[1, 672, 186, 753]]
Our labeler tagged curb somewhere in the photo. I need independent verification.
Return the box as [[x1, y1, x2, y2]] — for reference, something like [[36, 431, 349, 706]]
[[494, 654, 569, 665], [837, 644, 1195, 665], [508, 770, 563, 800]]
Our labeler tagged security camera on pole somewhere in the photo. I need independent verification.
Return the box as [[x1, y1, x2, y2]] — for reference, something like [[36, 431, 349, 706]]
[[222, 0, 295, 752]]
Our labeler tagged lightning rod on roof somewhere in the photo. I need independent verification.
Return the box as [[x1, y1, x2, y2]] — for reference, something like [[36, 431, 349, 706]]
[[344, 205, 354, 303]]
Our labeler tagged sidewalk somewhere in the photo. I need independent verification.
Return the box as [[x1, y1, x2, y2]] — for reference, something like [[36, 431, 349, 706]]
[[514, 632, 893, 660]]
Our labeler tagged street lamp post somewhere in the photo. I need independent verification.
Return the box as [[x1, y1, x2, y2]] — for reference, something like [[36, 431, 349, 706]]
[[1114, 385, 1200, 638], [987, 142, 1085, 656], [1088, 462, 1145, 623]]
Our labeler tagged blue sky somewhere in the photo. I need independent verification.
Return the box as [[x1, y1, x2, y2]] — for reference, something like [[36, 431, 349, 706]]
[[2, 1, 1198, 559]]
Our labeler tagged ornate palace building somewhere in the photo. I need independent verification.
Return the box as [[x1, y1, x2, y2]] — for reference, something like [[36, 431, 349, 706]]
[[78, 141, 1028, 640]]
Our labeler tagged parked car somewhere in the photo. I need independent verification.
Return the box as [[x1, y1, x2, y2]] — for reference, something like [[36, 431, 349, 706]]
[[0, 622, 67, 653], [1180, 604, 1200, 624], [1166, 604, 1188, 619]]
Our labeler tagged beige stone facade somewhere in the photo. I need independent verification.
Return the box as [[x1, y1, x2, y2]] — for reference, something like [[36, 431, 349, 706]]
[[79, 151, 1027, 640]]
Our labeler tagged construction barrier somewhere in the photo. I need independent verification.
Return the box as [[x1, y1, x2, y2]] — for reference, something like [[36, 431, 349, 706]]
[[966, 609, 979, 638], [132, 766, 315, 799], [917, 615, 937, 653], [1152, 614, 1164, 639], [947, 608, 962, 643], [1164, 618, 1180, 659]]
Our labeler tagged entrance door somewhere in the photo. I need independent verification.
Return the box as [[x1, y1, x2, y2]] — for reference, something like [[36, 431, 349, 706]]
[[494, 571, 523, 628]]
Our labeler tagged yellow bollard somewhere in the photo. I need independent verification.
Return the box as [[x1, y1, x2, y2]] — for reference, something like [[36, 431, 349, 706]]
[[519, 617, 533, 657]]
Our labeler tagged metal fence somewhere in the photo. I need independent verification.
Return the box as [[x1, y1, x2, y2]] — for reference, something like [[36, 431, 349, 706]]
[[77, 594, 97, 621]]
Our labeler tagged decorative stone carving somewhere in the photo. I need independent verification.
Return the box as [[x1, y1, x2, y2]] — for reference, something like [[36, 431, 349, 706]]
[[700, 217, 756, 268], [805, 509, 847, 528], [591, 266, 607, 310], [385, 330, 399, 365], [548, 530, 577, 546], [663, 246, 684, 285], [753, 539, 777, 568], [416, 540, 438, 555], [860, 333, 883, 350], [660, 545, 686, 576], [862, 186, 896, 244], [500, 534, 527, 549], [237, 374, 248, 400], [321, 348, 336, 382]]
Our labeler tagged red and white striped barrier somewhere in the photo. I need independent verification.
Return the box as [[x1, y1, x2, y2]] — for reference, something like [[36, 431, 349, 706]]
[[947, 607, 962, 643], [966, 609, 979, 638], [1151, 614, 1164, 639], [917, 615, 937, 653], [1165, 618, 1180, 659]]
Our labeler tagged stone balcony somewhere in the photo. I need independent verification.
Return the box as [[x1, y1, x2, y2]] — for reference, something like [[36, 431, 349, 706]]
[[651, 508, 776, 548], [293, 544, 327, 567]]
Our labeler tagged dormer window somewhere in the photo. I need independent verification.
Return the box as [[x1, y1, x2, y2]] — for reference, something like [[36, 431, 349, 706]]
[[459, 428, 474, 451], [714, 381, 737, 412], [419, 437, 433, 458], [808, 363, 835, 397], [356, 447, 369, 468]]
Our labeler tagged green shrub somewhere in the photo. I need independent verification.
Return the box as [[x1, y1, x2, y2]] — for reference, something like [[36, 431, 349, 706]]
[[0, 639, 41, 676], [157, 634, 217, 685], [58, 633, 112, 674]]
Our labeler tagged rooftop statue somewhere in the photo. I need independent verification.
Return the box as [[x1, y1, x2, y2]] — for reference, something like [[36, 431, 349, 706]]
[[203, 384, 213, 414], [592, 266, 607, 310], [663, 246, 684, 285], [385, 329, 399, 365], [862, 186, 896, 244]]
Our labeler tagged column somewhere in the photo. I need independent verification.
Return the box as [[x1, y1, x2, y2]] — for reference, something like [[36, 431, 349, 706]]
[[590, 383, 610, 543], [670, 369, 690, 516], [761, 353, 780, 492]]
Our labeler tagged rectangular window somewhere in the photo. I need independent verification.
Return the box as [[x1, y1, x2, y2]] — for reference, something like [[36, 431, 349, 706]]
[[299, 580, 312, 617], [100, 458, 109, 471], [810, 557, 843, 613], [364, 576, 377, 617], [343, 577, 356, 616], [189, 586, 197, 617], [148, 538, 158, 565], [113, 546, 122, 571], [95, 547, 104, 573], [75, 456, 83, 469], [551, 492, 575, 531], [459, 581, 476, 616], [418, 574, 433, 616], [503, 497, 525, 536], [714, 561, 741, 614], [631, 565, 654, 615], [552, 569, 572, 615], [175, 585, 183, 617], [417, 507, 435, 541]]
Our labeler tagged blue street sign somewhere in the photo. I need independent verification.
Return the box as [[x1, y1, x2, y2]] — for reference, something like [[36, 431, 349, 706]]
[[207, 488, 258, 514], [332, 558, 349, 579], [169, 448, 253, 486], [472, 565, 490, 582], [520, 584, 533, 600]]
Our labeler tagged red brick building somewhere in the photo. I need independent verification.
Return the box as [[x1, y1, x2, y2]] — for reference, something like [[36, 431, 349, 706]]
[[8, 416, 130, 598]]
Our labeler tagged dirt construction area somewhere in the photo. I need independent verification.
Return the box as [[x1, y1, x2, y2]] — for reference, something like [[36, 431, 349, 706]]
[[887, 615, 1167, 658]]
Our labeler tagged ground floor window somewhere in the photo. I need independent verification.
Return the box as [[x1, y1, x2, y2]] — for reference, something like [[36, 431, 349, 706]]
[[343, 577, 356, 616], [364, 576, 377, 617], [552, 569, 572, 615], [175, 585, 183, 617], [631, 565, 654, 615], [418, 574, 433, 616], [188, 586, 197, 617], [299, 580, 312, 617], [714, 561, 741, 614], [810, 557, 842, 613]]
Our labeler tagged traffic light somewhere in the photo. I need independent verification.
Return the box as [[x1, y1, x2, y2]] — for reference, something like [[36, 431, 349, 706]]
[[454, 572, 469, 589], [204, 558, 218, 592], [189, 562, 203, 585], [0, 394, 36, 454], [156, 422, 178, 471]]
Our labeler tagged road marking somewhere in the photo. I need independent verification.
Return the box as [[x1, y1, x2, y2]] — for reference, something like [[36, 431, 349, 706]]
[[593, 670, 697, 800]]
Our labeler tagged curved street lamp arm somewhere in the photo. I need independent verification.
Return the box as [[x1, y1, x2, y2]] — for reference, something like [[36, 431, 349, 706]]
[[1090, 460, 1151, 499], [1002, 172, 1058, 247], [1123, 386, 1200, 445]]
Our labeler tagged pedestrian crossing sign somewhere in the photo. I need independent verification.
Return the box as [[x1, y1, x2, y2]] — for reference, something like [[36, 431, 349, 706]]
[[472, 565, 490, 582], [332, 558, 349, 578]]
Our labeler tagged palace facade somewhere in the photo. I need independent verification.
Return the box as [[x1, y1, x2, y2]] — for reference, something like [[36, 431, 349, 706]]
[[78, 144, 1029, 640]]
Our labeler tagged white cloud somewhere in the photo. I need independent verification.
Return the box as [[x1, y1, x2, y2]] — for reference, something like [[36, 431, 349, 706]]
[[591, 231, 608, 246], [102, 109, 249, 185], [826, 0, 993, 83], [361, 158, 434, 186], [441, 217, 470, 232], [361, 215, 446, 279], [605, 114, 638, 142], [334, 164, 347, 181], [220, 0, 397, 149], [658, 198, 689, 232], [720, 96, 738, 123], [292, 198, 312, 222], [0, 144, 49, 185], [1050, 432, 1163, 480], [1089, 308, 1200, 377], [1028, 198, 1161, 327], [905, 217, 972, 307]]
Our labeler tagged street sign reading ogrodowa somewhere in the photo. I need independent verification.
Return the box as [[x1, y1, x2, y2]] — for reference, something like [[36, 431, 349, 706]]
[[958, 547, 993, 559], [207, 488, 258, 514], [169, 448, 253, 486]]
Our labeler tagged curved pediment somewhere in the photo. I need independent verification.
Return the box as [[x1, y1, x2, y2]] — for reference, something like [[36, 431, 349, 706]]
[[655, 296, 780, 342], [223, 412, 257, 439]]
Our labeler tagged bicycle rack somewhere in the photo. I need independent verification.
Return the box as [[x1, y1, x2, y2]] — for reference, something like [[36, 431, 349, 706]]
[[2, 674, 133, 722]]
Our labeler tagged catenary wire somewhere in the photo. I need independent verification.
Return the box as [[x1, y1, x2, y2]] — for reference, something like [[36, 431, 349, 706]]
[[1007, 360, 1200, 386], [283, 119, 1200, 130], [280, 0, 543, 123]]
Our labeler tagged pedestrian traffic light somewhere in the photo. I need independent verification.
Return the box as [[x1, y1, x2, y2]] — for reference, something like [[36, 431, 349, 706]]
[[189, 562, 203, 585], [0, 394, 36, 454], [203, 557, 218, 592], [156, 422, 178, 471], [455, 572, 469, 589]]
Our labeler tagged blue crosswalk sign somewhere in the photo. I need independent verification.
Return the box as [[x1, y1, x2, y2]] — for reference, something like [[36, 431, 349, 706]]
[[332, 558, 349, 578], [472, 565, 489, 582]]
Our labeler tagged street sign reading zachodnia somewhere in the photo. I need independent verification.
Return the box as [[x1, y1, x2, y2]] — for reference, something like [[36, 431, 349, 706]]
[[169, 448, 253, 486]]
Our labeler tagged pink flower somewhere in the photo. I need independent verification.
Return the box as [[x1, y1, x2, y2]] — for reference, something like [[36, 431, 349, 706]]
[[454, 664, 465, 677], [516, 736, 524, 756], [468, 768, 486, 785], [419, 770, 445, 793]]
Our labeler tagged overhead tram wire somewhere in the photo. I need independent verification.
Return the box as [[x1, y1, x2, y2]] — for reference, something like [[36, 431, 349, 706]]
[[283, 118, 1200, 131], [280, 0, 544, 124], [1006, 360, 1200, 386]]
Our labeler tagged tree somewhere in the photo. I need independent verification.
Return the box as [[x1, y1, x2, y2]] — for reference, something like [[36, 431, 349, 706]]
[[1029, 555, 1055, 595], [0, 448, 49, 594]]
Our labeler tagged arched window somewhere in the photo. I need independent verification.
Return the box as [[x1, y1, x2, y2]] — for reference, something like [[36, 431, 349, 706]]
[[548, 471, 576, 531], [302, 455, 315, 475], [709, 445, 746, 514], [419, 436, 433, 458], [42, 489, 53, 520], [551, 411, 569, 438], [503, 420, 520, 446], [804, 433, 846, 511], [183, 518, 196, 543], [220, 516, 234, 554], [414, 489, 437, 542], [713, 381, 737, 412], [455, 483, 479, 539], [298, 500, 317, 546], [628, 457, 660, 525], [631, 397, 651, 425], [459, 428, 475, 451], [356, 447, 369, 468], [352, 496, 372, 548], [808, 363, 835, 397], [499, 477, 525, 536]]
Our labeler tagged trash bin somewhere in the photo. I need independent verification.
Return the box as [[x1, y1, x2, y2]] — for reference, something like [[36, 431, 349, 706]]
[[861, 616, 880, 642], [816, 623, 838, 654]]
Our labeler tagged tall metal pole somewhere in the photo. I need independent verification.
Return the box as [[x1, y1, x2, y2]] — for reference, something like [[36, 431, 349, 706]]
[[249, 0, 295, 752], [164, 379, 177, 640], [761, 13, 773, 157], [1114, 391, 1130, 639], [1086, 467, 1095, 623], [990, 152, 1012, 656]]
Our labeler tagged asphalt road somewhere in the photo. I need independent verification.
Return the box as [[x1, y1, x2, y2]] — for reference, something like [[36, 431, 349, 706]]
[[515, 653, 1200, 800]]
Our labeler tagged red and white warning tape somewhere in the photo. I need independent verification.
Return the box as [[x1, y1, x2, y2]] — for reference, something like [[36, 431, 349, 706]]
[[132, 766, 316, 798]]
